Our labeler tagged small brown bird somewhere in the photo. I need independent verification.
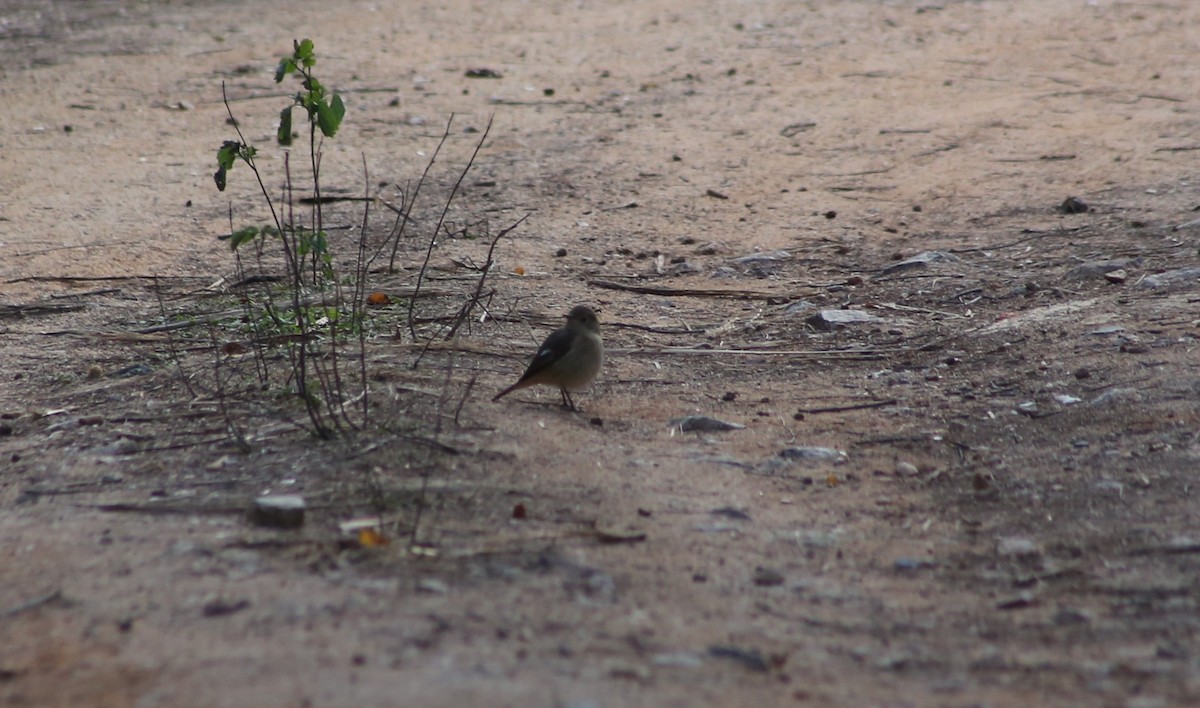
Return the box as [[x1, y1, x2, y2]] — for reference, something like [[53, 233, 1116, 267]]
[[493, 305, 604, 410]]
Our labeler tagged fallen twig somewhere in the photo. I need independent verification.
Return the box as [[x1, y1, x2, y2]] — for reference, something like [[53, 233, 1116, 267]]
[[0, 589, 64, 618], [619, 346, 895, 359], [797, 399, 898, 414], [0, 302, 85, 318], [589, 279, 815, 300]]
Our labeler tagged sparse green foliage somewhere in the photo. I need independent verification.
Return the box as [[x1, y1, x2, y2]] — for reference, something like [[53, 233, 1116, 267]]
[[273, 37, 344, 143], [214, 140, 257, 192], [228, 224, 279, 251], [277, 107, 293, 145], [211, 39, 362, 439]]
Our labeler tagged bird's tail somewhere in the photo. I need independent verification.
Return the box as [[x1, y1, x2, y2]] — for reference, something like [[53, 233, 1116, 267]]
[[492, 381, 524, 401]]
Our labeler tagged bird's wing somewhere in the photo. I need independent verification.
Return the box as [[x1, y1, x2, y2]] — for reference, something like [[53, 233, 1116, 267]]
[[516, 327, 575, 383]]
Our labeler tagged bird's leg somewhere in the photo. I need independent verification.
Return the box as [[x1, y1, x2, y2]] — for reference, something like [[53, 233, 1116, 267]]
[[560, 387, 576, 411]]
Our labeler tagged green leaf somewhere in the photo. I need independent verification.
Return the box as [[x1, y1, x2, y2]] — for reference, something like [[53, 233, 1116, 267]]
[[216, 140, 241, 170], [313, 230, 329, 255], [296, 229, 313, 256], [316, 95, 344, 138], [295, 38, 315, 67], [275, 57, 297, 83], [214, 166, 227, 191], [229, 226, 260, 251], [277, 106, 293, 145]]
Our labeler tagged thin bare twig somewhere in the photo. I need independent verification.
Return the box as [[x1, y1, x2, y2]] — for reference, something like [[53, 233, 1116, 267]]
[[1, 589, 63, 618], [588, 279, 815, 300], [154, 276, 196, 399], [407, 114, 494, 339], [796, 399, 898, 414]]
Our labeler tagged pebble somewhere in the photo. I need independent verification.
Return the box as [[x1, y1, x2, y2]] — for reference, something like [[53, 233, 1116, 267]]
[[1136, 266, 1200, 290], [805, 309, 881, 331], [995, 536, 1042, 557], [248, 494, 306, 529], [752, 567, 785, 586], [778, 446, 845, 464], [671, 415, 744, 432], [876, 250, 958, 276], [417, 578, 449, 594]]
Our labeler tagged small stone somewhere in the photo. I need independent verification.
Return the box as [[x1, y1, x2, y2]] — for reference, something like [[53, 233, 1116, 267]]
[[996, 591, 1037, 610], [894, 460, 919, 477], [996, 536, 1042, 557], [876, 250, 957, 276], [893, 557, 935, 572], [1053, 607, 1092, 626], [202, 597, 250, 617], [805, 309, 880, 331], [417, 578, 449, 594], [708, 645, 769, 672], [596, 524, 647, 544], [464, 68, 502, 79], [778, 446, 845, 464], [248, 494, 306, 529], [671, 415, 744, 432], [1135, 266, 1200, 290], [752, 567, 785, 586], [710, 506, 751, 521], [1103, 269, 1127, 284], [1067, 258, 1141, 280], [1060, 196, 1089, 214]]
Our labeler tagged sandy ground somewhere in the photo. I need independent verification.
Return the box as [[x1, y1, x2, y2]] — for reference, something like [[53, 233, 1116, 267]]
[[2, 0, 1200, 705]]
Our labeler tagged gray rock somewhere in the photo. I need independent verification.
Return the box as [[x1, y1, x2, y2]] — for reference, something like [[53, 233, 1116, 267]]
[[729, 250, 791, 267], [1066, 258, 1142, 280], [779, 446, 846, 464], [876, 250, 958, 276], [1135, 266, 1200, 290], [752, 567, 785, 587], [996, 536, 1042, 557], [671, 415, 745, 432], [806, 309, 880, 331], [248, 494, 306, 529]]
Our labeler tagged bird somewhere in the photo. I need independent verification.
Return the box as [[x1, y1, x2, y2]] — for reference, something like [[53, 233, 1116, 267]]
[[493, 305, 604, 410]]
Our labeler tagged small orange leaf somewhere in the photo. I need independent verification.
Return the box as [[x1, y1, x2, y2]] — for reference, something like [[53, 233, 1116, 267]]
[[825, 473, 840, 487], [513, 266, 525, 276], [358, 528, 389, 547], [366, 292, 390, 306]]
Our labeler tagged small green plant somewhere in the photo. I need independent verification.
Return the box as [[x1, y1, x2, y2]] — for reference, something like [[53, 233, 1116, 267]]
[[205, 38, 518, 457], [212, 39, 361, 439]]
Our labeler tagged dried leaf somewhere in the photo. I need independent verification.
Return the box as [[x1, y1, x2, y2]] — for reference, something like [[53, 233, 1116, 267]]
[[357, 528, 389, 547]]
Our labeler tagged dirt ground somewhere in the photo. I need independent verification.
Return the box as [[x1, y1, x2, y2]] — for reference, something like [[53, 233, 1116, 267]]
[[3, 0, 1200, 705]]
